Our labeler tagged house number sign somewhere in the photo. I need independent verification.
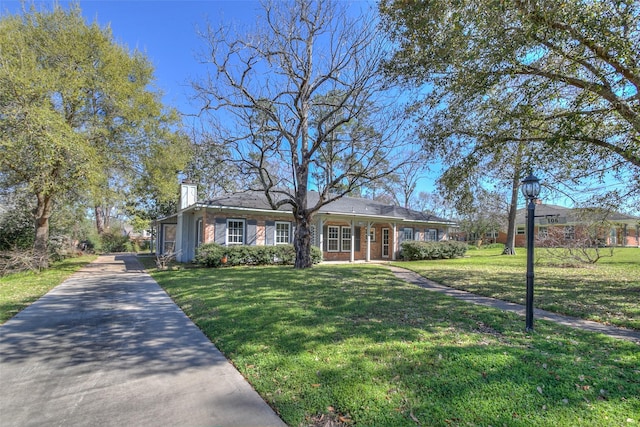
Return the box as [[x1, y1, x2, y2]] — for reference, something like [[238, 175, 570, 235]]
[[539, 215, 566, 225]]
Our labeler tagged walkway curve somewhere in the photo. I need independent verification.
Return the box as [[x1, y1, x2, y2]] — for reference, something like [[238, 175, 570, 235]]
[[0, 254, 286, 427], [387, 265, 640, 345]]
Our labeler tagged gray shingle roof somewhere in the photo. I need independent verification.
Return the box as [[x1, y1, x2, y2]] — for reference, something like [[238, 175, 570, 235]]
[[514, 204, 639, 225], [202, 191, 455, 224]]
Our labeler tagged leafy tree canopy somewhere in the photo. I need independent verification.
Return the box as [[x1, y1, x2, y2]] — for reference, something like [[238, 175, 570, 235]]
[[0, 4, 189, 264], [380, 0, 640, 210]]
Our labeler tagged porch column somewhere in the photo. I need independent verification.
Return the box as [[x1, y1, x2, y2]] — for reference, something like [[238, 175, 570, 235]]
[[366, 222, 371, 262], [350, 219, 355, 262], [176, 212, 184, 262], [623, 224, 628, 247], [392, 222, 397, 260]]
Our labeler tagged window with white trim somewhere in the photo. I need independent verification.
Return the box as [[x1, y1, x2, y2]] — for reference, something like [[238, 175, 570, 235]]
[[426, 229, 438, 241], [538, 226, 548, 238], [327, 226, 340, 252], [403, 227, 414, 241], [517, 226, 525, 235], [275, 221, 291, 244], [341, 226, 352, 252], [163, 224, 176, 253], [227, 219, 245, 245], [368, 227, 376, 242], [196, 218, 203, 247], [310, 225, 317, 247], [564, 225, 575, 240], [485, 230, 498, 239]]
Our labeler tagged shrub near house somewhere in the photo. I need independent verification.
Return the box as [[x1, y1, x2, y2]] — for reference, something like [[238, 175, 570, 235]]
[[196, 243, 323, 268], [400, 240, 468, 260]]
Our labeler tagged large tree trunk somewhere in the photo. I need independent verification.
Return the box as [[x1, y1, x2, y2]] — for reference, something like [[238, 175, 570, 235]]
[[503, 144, 525, 255], [34, 192, 53, 269], [94, 205, 106, 235], [293, 154, 315, 268], [293, 211, 313, 269], [503, 180, 519, 255]]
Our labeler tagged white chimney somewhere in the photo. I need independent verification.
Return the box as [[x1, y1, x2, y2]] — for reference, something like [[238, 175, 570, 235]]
[[180, 182, 197, 209]]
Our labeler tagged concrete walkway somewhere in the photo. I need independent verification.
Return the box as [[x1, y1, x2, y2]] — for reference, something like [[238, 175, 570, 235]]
[[388, 265, 640, 345], [0, 254, 286, 427]]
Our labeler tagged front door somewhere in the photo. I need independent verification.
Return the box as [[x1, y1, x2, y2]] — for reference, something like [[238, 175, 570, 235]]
[[382, 228, 390, 258]]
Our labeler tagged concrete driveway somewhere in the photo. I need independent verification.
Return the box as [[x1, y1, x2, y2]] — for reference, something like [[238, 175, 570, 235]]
[[0, 254, 286, 427]]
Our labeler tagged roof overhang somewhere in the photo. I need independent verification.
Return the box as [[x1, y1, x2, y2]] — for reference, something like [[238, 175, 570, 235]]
[[317, 211, 457, 226], [155, 202, 458, 227]]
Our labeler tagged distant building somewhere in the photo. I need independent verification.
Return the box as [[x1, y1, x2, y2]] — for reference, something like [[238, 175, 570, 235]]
[[496, 204, 640, 247]]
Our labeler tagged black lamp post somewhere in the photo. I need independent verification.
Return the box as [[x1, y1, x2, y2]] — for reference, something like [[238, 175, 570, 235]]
[[521, 173, 541, 332]]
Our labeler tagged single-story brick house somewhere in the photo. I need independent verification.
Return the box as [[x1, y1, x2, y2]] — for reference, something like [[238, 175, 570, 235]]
[[496, 204, 640, 247], [156, 183, 457, 262]]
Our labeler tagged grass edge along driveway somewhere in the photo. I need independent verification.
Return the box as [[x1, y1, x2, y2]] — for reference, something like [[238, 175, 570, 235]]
[[0, 254, 97, 324], [391, 247, 640, 331], [147, 262, 640, 427]]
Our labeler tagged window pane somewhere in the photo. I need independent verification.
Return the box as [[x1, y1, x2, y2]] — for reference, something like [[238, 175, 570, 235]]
[[328, 226, 339, 239], [276, 222, 290, 244], [196, 219, 203, 246], [328, 226, 339, 252], [164, 224, 176, 241], [564, 226, 575, 240], [163, 224, 176, 253], [342, 227, 351, 252], [228, 220, 244, 244], [403, 227, 414, 241]]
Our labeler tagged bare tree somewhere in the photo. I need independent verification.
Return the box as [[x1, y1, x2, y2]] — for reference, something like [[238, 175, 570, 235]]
[[537, 218, 615, 266], [378, 154, 425, 209], [193, 0, 413, 268], [414, 191, 458, 219]]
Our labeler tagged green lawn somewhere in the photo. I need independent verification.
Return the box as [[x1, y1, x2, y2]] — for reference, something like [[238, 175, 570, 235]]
[[146, 261, 640, 427], [392, 247, 640, 330], [0, 255, 97, 324]]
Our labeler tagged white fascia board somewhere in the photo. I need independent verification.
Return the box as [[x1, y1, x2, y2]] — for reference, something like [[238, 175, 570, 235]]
[[205, 205, 293, 216], [320, 211, 456, 226], [155, 213, 178, 224], [399, 219, 459, 226], [320, 211, 399, 222], [159, 204, 291, 223]]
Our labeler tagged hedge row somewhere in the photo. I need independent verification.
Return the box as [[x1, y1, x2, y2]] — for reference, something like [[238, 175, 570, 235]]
[[195, 243, 323, 267], [400, 240, 468, 261]]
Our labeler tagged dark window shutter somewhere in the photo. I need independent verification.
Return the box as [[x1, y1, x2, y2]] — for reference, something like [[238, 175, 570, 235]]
[[355, 226, 361, 252], [323, 225, 328, 251], [214, 217, 226, 244], [247, 219, 257, 245], [265, 221, 275, 245]]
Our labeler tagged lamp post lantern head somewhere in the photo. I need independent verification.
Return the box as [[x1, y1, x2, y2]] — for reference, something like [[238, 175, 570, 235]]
[[521, 173, 541, 201]]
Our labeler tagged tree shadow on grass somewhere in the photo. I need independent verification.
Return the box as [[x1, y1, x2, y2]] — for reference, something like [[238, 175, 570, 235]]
[[162, 264, 640, 426]]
